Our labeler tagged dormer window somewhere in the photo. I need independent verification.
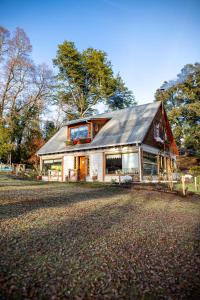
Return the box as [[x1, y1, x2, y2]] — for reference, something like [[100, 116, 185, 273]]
[[70, 125, 88, 141]]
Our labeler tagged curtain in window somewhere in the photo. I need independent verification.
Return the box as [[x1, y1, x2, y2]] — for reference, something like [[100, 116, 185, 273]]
[[122, 153, 138, 173]]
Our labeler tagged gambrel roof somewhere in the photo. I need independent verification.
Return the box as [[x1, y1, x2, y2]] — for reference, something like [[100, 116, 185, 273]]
[[37, 101, 161, 155]]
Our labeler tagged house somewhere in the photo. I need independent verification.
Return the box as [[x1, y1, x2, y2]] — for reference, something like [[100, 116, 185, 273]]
[[37, 101, 178, 182]]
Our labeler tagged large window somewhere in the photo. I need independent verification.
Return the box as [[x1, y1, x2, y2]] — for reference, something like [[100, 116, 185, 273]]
[[143, 152, 157, 176], [70, 125, 88, 140], [106, 153, 139, 174], [43, 159, 62, 175]]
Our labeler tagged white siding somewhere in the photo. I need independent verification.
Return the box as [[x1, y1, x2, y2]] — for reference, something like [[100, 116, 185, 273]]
[[89, 152, 103, 181], [104, 175, 119, 183], [63, 155, 74, 180]]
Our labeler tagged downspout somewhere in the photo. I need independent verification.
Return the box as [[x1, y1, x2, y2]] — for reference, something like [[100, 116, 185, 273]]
[[39, 156, 42, 174], [138, 144, 142, 182]]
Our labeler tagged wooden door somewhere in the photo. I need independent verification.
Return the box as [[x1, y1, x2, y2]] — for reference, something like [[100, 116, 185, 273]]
[[79, 156, 87, 181]]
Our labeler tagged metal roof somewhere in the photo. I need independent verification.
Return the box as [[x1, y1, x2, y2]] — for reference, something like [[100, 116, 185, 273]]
[[37, 101, 161, 155]]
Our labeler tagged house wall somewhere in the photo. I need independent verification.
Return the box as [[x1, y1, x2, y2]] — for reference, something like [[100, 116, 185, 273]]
[[143, 106, 164, 149], [63, 155, 74, 180], [89, 152, 103, 181], [143, 106, 178, 155]]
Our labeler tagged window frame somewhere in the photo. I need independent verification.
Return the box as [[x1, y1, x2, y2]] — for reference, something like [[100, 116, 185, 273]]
[[105, 152, 139, 175], [70, 124, 89, 141], [42, 159, 62, 176], [143, 152, 158, 176]]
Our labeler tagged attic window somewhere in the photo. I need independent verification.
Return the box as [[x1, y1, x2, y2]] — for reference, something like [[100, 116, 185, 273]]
[[154, 122, 164, 143]]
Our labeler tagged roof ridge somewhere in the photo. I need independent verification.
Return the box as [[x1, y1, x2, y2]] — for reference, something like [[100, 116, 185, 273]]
[[64, 101, 161, 126]]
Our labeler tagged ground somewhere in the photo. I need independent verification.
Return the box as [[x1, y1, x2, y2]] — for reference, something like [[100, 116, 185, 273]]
[[0, 175, 200, 299]]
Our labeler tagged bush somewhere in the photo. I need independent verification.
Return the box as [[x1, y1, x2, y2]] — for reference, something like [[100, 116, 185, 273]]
[[189, 166, 200, 177]]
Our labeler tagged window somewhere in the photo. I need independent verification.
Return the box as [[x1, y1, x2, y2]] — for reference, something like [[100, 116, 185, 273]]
[[154, 121, 164, 143], [143, 152, 157, 176], [105, 153, 139, 174], [106, 154, 122, 174], [43, 159, 62, 175], [70, 125, 88, 140]]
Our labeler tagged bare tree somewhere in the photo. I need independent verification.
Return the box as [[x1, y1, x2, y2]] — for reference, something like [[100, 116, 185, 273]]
[[0, 26, 9, 61], [0, 26, 54, 163]]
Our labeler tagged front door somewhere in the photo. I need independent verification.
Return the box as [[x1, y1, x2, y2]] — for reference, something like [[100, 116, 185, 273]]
[[79, 156, 87, 181]]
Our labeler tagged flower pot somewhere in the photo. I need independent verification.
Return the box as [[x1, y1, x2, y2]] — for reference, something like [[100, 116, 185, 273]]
[[65, 140, 73, 146]]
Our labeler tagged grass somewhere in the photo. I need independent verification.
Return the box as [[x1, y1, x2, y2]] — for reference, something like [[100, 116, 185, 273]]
[[175, 182, 200, 194], [0, 175, 200, 299]]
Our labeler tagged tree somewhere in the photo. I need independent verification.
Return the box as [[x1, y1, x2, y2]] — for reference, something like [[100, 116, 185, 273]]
[[26, 137, 45, 171], [0, 26, 54, 163], [0, 26, 9, 61], [0, 122, 12, 161], [155, 63, 200, 153], [43, 120, 57, 141], [53, 41, 135, 120], [107, 74, 136, 110]]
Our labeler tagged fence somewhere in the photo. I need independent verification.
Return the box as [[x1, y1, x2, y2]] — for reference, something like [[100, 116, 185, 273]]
[[178, 175, 199, 196]]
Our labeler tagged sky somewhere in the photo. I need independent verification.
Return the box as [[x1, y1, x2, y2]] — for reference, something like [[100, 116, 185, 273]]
[[1, 0, 200, 108]]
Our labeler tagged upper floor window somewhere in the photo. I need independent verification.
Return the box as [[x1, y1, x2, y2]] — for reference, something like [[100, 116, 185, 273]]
[[70, 125, 88, 140], [154, 121, 164, 143]]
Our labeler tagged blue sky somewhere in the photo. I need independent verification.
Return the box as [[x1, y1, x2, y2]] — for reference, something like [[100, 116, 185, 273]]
[[1, 0, 200, 106]]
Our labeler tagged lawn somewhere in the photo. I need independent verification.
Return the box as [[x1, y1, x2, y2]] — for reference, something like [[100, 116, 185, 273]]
[[0, 176, 200, 299]]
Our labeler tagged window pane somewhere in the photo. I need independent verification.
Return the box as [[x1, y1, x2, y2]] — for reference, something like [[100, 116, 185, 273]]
[[42, 160, 62, 175], [143, 152, 157, 163], [122, 153, 138, 173], [106, 154, 122, 174], [143, 163, 157, 175], [70, 125, 88, 140]]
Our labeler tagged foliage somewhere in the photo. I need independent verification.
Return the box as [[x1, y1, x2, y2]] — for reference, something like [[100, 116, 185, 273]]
[[107, 74, 136, 110], [43, 120, 57, 141], [0, 122, 12, 160], [53, 41, 135, 120], [189, 166, 200, 176], [27, 137, 45, 166], [155, 63, 200, 151]]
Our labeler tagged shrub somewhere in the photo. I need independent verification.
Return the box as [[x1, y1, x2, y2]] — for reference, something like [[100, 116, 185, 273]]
[[189, 166, 200, 177]]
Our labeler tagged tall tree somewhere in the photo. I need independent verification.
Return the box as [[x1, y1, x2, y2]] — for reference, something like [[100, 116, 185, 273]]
[[107, 74, 136, 110], [53, 41, 135, 120], [0, 26, 9, 61], [155, 63, 200, 153], [43, 120, 57, 141], [0, 26, 54, 163], [0, 122, 12, 161]]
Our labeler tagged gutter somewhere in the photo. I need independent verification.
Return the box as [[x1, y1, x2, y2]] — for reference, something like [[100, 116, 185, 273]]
[[37, 141, 141, 156]]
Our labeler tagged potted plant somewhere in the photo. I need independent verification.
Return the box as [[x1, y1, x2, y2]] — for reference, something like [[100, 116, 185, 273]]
[[92, 169, 98, 181], [65, 140, 73, 146], [36, 172, 42, 180], [85, 138, 91, 143], [79, 137, 91, 144]]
